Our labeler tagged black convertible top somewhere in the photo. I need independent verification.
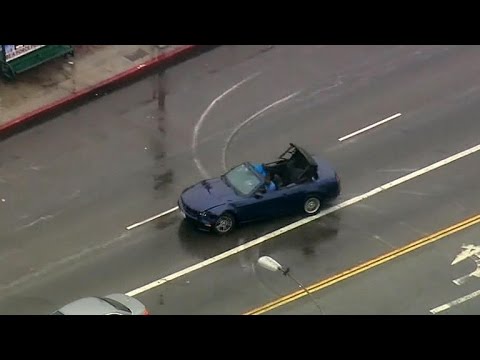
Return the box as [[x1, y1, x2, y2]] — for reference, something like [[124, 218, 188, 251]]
[[279, 143, 317, 168]]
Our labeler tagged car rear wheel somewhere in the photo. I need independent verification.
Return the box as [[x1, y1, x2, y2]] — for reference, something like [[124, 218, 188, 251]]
[[214, 213, 235, 235], [304, 196, 321, 215]]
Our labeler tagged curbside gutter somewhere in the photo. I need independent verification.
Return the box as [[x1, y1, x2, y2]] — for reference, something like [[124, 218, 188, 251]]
[[0, 45, 201, 135]]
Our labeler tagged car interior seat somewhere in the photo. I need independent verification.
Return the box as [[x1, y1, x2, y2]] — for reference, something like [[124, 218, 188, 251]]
[[272, 173, 284, 189]]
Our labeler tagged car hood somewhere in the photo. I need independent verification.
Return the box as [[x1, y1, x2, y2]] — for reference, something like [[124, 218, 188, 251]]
[[181, 177, 236, 211]]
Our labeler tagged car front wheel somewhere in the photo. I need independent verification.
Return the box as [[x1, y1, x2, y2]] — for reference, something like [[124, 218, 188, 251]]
[[213, 213, 236, 235], [304, 196, 321, 215]]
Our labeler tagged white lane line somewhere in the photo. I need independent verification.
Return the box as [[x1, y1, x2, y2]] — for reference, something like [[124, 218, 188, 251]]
[[430, 289, 480, 314], [126, 206, 179, 230], [338, 113, 402, 142], [221, 91, 301, 171], [125, 142, 480, 297], [192, 72, 261, 178]]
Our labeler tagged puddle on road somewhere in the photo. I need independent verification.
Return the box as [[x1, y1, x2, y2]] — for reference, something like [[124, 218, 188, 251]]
[[176, 212, 341, 263], [149, 69, 175, 195]]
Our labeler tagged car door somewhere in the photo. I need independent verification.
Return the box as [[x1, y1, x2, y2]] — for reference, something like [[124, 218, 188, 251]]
[[278, 183, 307, 215], [235, 189, 287, 222]]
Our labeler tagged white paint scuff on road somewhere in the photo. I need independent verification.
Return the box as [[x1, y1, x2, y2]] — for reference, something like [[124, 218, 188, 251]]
[[126, 206, 179, 230], [192, 72, 261, 178], [338, 113, 402, 142], [221, 91, 301, 171], [125, 142, 480, 297], [16, 210, 63, 231], [430, 289, 480, 314]]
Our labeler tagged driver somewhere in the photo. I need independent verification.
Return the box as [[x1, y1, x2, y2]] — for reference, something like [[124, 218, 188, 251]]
[[264, 173, 277, 192], [252, 163, 267, 177], [252, 163, 277, 192]]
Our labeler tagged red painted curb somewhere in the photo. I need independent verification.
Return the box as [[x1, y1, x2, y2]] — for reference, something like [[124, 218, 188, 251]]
[[0, 45, 197, 133]]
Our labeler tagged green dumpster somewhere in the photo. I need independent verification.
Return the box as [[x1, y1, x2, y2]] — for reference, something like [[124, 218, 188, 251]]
[[0, 45, 74, 80]]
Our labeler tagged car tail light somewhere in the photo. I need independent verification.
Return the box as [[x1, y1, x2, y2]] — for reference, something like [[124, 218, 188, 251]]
[[143, 309, 150, 315]]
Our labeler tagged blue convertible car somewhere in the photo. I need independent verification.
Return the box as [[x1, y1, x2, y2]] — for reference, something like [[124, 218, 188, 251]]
[[178, 143, 341, 235]]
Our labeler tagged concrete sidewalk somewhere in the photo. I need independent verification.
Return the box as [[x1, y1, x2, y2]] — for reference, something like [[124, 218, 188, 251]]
[[0, 45, 197, 133]]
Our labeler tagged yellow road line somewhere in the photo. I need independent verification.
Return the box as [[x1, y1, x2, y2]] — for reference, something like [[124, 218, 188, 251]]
[[245, 213, 480, 315]]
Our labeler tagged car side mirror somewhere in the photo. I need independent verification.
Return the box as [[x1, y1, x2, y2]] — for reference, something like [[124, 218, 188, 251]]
[[254, 187, 266, 198]]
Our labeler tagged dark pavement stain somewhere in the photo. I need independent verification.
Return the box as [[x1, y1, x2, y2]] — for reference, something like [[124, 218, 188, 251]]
[[153, 214, 179, 231], [153, 170, 173, 190], [153, 71, 167, 109], [124, 48, 149, 62], [256, 213, 341, 257], [150, 69, 174, 193], [302, 246, 315, 256], [175, 212, 336, 261], [154, 151, 165, 161], [178, 220, 240, 260]]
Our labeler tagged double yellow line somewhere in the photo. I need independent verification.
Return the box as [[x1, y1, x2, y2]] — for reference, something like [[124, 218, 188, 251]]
[[245, 213, 480, 315]]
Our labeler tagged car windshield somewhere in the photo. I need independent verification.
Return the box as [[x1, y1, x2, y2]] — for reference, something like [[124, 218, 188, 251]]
[[224, 163, 262, 195]]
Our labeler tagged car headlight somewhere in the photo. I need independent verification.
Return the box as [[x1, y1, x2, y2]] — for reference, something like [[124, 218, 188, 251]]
[[199, 211, 217, 219]]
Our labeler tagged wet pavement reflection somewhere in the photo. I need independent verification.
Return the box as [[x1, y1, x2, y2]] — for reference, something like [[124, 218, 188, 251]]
[[176, 210, 341, 262], [149, 69, 175, 196]]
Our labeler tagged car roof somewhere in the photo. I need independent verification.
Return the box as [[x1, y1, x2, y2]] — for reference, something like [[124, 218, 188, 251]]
[[55, 297, 128, 315], [288, 143, 317, 168], [290, 144, 317, 166]]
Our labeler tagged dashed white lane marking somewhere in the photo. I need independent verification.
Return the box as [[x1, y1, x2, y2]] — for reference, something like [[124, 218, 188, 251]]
[[125, 142, 480, 296], [430, 289, 480, 314], [338, 113, 402, 142], [126, 206, 179, 230], [192, 72, 261, 178]]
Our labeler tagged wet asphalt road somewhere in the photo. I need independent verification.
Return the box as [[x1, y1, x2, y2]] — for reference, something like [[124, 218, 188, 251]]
[[131, 151, 480, 315], [266, 211, 480, 315], [0, 45, 480, 314]]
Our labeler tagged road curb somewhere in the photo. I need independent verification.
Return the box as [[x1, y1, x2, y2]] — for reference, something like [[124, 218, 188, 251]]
[[0, 45, 199, 135]]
